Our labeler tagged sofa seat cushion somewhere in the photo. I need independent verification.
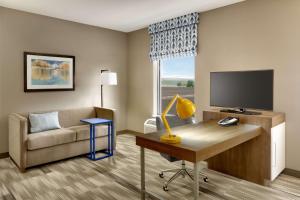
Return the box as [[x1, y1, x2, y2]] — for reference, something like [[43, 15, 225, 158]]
[[69, 125, 108, 141], [27, 128, 76, 150]]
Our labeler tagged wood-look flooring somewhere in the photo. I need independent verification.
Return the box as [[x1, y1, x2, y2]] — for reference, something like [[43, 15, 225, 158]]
[[0, 134, 299, 200]]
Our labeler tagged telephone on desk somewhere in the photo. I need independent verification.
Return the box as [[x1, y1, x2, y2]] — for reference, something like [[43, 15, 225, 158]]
[[218, 117, 239, 127]]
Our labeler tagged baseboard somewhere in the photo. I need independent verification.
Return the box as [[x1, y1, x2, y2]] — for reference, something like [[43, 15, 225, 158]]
[[117, 129, 143, 136], [283, 168, 300, 178], [0, 152, 9, 159]]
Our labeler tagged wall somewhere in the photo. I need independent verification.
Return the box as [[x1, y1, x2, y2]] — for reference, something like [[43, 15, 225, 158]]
[[127, 29, 153, 132], [0, 7, 128, 153], [196, 0, 300, 171], [127, 0, 300, 171], [0, 8, 4, 152]]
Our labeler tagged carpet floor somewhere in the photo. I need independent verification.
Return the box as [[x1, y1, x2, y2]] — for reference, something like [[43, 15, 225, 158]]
[[0, 134, 299, 200]]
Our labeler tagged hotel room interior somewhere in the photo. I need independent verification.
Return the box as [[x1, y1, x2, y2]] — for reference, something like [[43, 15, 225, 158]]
[[0, 0, 299, 199]]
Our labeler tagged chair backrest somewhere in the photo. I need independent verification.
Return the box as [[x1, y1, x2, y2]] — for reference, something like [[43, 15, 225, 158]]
[[156, 114, 196, 162], [156, 115, 196, 131]]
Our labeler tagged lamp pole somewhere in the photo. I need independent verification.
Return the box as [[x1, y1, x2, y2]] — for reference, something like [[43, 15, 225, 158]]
[[100, 69, 108, 108]]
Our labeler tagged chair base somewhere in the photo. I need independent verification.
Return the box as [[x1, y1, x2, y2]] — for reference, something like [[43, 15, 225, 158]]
[[159, 160, 208, 191]]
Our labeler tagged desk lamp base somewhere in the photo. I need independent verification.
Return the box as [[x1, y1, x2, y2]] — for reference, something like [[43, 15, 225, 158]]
[[160, 134, 181, 144]]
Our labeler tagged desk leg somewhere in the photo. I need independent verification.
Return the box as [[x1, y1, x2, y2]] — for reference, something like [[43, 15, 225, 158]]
[[140, 147, 145, 200], [193, 162, 199, 200]]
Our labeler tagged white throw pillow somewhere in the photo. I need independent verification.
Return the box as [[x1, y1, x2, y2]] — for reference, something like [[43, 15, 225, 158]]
[[29, 112, 61, 133]]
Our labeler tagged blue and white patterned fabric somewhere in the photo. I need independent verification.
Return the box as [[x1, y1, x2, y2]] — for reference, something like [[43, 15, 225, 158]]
[[29, 112, 61, 133], [148, 12, 199, 61]]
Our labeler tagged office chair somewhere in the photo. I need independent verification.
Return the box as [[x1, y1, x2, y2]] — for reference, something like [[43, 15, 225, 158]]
[[156, 115, 208, 191]]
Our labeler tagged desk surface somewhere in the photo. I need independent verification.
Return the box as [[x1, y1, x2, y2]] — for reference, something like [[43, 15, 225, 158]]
[[136, 120, 261, 163]]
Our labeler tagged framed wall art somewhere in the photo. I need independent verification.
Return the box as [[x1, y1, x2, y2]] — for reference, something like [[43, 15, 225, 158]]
[[24, 52, 75, 92]]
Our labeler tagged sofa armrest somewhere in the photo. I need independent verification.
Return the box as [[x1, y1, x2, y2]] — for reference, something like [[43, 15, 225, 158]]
[[94, 107, 117, 149], [9, 113, 28, 171]]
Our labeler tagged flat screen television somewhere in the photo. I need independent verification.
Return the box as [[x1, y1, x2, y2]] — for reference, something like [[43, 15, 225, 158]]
[[210, 70, 273, 111]]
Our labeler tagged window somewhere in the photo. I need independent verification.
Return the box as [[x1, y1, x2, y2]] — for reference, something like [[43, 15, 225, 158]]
[[158, 56, 195, 114]]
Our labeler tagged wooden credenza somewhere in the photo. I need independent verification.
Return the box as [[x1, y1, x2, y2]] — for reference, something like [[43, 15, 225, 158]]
[[203, 109, 285, 185]]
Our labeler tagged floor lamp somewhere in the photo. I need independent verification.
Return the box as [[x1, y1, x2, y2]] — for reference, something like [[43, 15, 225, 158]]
[[100, 70, 117, 108]]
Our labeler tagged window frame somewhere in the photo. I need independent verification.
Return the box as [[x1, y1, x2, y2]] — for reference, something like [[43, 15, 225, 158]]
[[156, 57, 195, 115], [157, 60, 162, 115]]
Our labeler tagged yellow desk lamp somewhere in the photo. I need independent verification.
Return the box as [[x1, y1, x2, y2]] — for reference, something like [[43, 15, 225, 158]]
[[160, 94, 196, 144]]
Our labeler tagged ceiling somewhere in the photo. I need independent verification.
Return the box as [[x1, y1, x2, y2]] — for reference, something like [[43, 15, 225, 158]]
[[0, 0, 244, 32]]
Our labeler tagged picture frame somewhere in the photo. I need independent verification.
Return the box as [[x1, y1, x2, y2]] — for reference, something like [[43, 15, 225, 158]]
[[24, 52, 75, 92]]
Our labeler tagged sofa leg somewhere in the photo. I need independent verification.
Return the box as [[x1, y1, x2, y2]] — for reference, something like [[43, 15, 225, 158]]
[[9, 156, 26, 173], [19, 167, 26, 173]]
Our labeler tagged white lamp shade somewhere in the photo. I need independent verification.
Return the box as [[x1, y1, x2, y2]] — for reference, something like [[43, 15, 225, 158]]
[[100, 72, 117, 85]]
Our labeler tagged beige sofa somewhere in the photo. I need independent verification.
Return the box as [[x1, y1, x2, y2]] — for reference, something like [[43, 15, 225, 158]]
[[9, 107, 116, 172]]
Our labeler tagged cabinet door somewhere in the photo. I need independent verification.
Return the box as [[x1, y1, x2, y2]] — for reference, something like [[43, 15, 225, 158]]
[[271, 122, 285, 181]]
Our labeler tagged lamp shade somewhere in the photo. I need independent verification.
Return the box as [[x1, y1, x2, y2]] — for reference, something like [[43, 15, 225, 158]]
[[176, 96, 196, 119], [100, 72, 117, 85]]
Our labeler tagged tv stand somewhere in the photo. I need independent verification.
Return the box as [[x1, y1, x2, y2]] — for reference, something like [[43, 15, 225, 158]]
[[220, 108, 262, 115], [203, 109, 286, 185]]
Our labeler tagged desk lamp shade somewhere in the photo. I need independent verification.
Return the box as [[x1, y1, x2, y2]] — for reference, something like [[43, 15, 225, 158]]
[[176, 97, 196, 120], [160, 95, 196, 144]]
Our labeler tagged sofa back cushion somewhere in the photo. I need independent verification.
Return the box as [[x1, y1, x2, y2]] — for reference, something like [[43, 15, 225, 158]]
[[20, 107, 96, 129], [58, 107, 96, 128]]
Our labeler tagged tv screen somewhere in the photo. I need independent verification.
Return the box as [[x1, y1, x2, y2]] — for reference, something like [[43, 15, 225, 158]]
[[210, 70, 273, 110]]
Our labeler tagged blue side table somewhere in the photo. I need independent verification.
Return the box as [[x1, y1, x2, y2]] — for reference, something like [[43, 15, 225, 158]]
[[80, 118, 114, 161]]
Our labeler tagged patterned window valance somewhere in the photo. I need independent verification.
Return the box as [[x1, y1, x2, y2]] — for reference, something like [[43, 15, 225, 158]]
[[149, 12, 199, 61]]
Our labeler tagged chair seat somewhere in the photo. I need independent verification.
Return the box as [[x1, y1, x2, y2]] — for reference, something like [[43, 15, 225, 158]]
[[69, 125, 108, 141], [28, 128, 76, 150], [160, 153, 180, 162]]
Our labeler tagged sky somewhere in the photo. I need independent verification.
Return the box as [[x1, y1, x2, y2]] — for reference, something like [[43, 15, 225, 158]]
[[161, 56, 195, 79]]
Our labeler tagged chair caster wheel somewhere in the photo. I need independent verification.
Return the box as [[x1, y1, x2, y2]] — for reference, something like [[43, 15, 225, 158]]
[[203, 177, 208, 182], [163, 185, 169, 191], [159, 172, 164, 178]]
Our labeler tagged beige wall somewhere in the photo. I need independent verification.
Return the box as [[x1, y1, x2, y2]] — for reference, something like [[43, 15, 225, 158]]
[[0, 7, 128, 153], [127, 29, 153, 132], [127, 0, 300, 171]]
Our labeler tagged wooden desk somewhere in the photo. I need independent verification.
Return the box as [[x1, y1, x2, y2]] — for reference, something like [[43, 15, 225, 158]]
[[136, 120, 261, 200]]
